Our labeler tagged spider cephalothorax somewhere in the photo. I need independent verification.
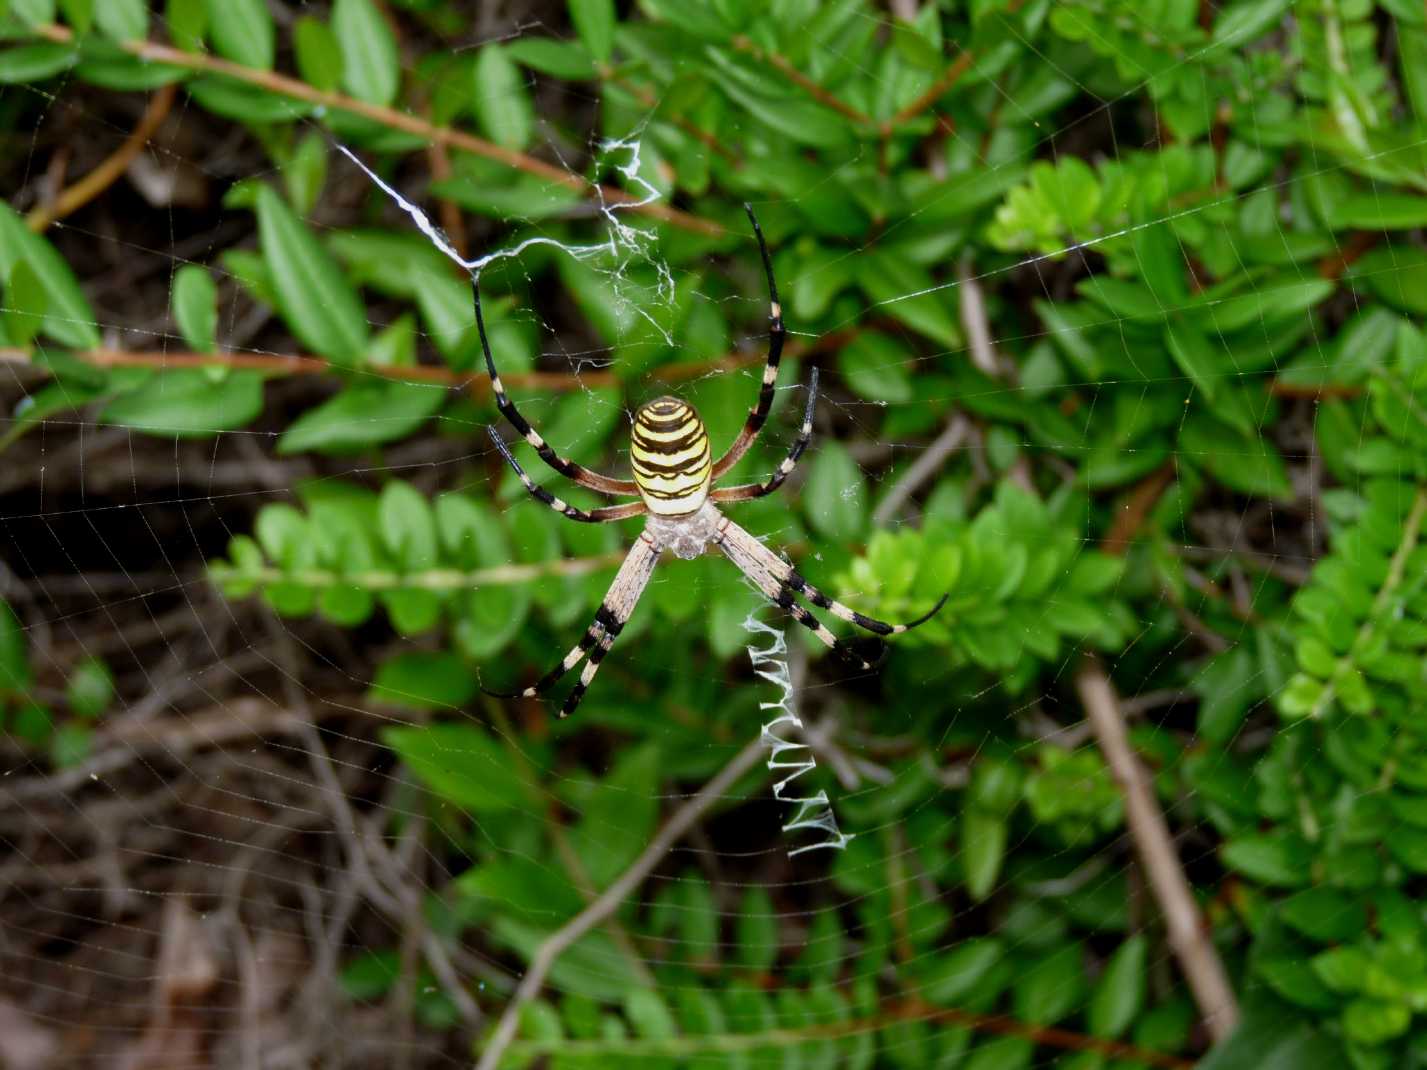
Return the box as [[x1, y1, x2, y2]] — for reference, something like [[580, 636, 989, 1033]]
[[479, 205, 947, 716]]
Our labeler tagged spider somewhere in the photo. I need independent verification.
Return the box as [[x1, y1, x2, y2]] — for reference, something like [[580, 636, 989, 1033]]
[[479, 205, 947, 717]]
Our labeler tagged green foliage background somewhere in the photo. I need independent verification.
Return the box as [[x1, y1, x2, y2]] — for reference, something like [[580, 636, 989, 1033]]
[[3, 0, 1427, 1066]]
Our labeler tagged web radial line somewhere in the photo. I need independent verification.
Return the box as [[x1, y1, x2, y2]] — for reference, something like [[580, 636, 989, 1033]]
[[473, 276, 636, 496], [711, 203, 787, 480]]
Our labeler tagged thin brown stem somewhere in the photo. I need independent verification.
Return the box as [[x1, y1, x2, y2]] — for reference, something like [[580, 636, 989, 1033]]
[[31, 23, 723, 237], [1075, 665, 1240, 1041], [730, 36, 873, 125], [475, 735, 768, 1070], [26, 83, 178, 231]]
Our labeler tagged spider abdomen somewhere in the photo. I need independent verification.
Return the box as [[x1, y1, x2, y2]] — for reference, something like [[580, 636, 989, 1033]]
[[631, 397, 712, 516]]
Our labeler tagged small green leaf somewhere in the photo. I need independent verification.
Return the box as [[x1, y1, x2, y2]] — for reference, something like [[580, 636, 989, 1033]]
[[0, 202, 101, 348], [3, 260, 46, 348], [204, 0, 274, 69], [93, 0, 147, 41], [101, 370, 265, 437], [57, 0, 93, 33], [65, 656, 114, 719], [294, 16, 343, 91], [278, 380, 445, 455], [284, 131, 328, 217], [379, 481, 438, 570], [506, 37, 595, 80], [919, 940, 1005, 1005], [369, 652, 477, 712], [0, 43, 79, 83], [1211, 0, 1291, 46], [171, 265, 217, 353], [961, 810, 1006, 902], [473, 44, 534, 151], [568, 0, 615, 63], [10, 0, 57, 28], [838, 332, 914, 402], [0, 600, 32, 694], [1014, 942, 1086, 1025], [735, 886, 779, 972], [332, 0, 400, 106], [1088, 935, 1146, 1038], [383, 722, 530, 811], [166, 0, 206, 52], [1342, 999, 1410, 1046], [255, 185, 368, 363], [1165, 321, 1220, 401], [804, 441, 867, 542], [1331, 192, 1427, 231]]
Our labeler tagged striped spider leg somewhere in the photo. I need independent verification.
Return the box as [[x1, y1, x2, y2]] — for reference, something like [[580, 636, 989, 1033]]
[[710, 203, 787, 481], [480, 534, 660, 717], [712, 515, 949, 671]]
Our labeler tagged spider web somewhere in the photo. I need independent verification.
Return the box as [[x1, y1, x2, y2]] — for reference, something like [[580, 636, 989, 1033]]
[[0, 2, 1410, 1067]]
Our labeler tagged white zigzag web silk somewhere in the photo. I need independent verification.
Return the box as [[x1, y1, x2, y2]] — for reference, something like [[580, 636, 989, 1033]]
[[744, 613, 852, 857]]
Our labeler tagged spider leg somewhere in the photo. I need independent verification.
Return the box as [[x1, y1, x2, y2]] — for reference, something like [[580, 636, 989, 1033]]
[[711, 367, 817, 504], [487, 428, 648, 523], [713, 516, 883, 671], [473, 276, 637, 496], [710, 204, 787, 481], [482, 534, 660, 717], [717, 513, 948, 642]]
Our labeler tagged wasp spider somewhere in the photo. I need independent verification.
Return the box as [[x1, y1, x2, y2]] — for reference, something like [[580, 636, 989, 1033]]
[[480, 206, 947, 716]]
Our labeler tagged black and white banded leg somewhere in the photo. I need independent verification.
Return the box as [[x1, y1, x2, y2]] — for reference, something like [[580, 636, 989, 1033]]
[[713, 517, 947, 666], [473, 277, 637, 497], [712, 367, 817, 504], [483, 534, 660, 717], [487, 428, 648, 523], [711, 204, 787, 480]]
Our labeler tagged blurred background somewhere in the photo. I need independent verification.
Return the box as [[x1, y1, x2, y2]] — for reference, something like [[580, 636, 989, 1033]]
[[2, 0, 1427, 1067]]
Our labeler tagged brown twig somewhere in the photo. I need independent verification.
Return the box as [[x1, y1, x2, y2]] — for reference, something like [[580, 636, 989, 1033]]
[[26, 83, 178, 231], [601, 67, 737, 162], [1074, 665, 1240, 1042], [1102, 464, 1175, 554], [886, 50, 975, 132], [730, 36, 873, 125], [31, 23, 724, 237], [474, 735, 768, 1070], [871, 414, 970, 525]]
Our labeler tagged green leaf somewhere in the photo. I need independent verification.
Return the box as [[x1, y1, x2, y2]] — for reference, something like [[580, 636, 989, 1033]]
[[1088, 935, 1146, 1038], [1211, 0, 1291, 46], [1199, 278, 1335, 333], [255, 185, 369, 363], [204, 0, 274, 69], [838, 332, 913, 402], [1197, 1005, 1341, 1070], [803, 440, 867, 542], [383, 722, 531, 811], [473, 44, 534, 150], [57, 0, 93, 33], [278, 379, 445, 455], [0, 43, 79, 83], [65, 656, 113, 719], [0, 600, 32, 694], [101, 369, 265, 437], [1342, 999, 1410, 1046], [1165, 320, 1220, 401], [1221, 833, 1311, 887], [10, 0, 57, 27], [568, 0, 615, 63], [3, 259, 46, 348], [166, 0, 207, 52], [1331, 192, 1427, 231], [855, 251, 961, 349], [735, 886, 778, 972], [919, 939, 1004, 1005], [294, 16, 343, 91], [506, 37, 595, 80], [284, 131, 328, 218], [369, 652, 477, 712], [961, 809, 1006, 902], [1014, 942, 1086, 1025], [1280, 887, 1368, 943], [332, 0, 400, 106], [379, 481, 438, 570], [171, 265, 216, 353], [0, 202, 100, 348], [93, 0, 146, 41]]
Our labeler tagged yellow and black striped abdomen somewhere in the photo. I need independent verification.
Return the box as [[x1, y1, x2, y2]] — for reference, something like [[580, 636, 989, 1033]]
[[631, 397, 712, 516]]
